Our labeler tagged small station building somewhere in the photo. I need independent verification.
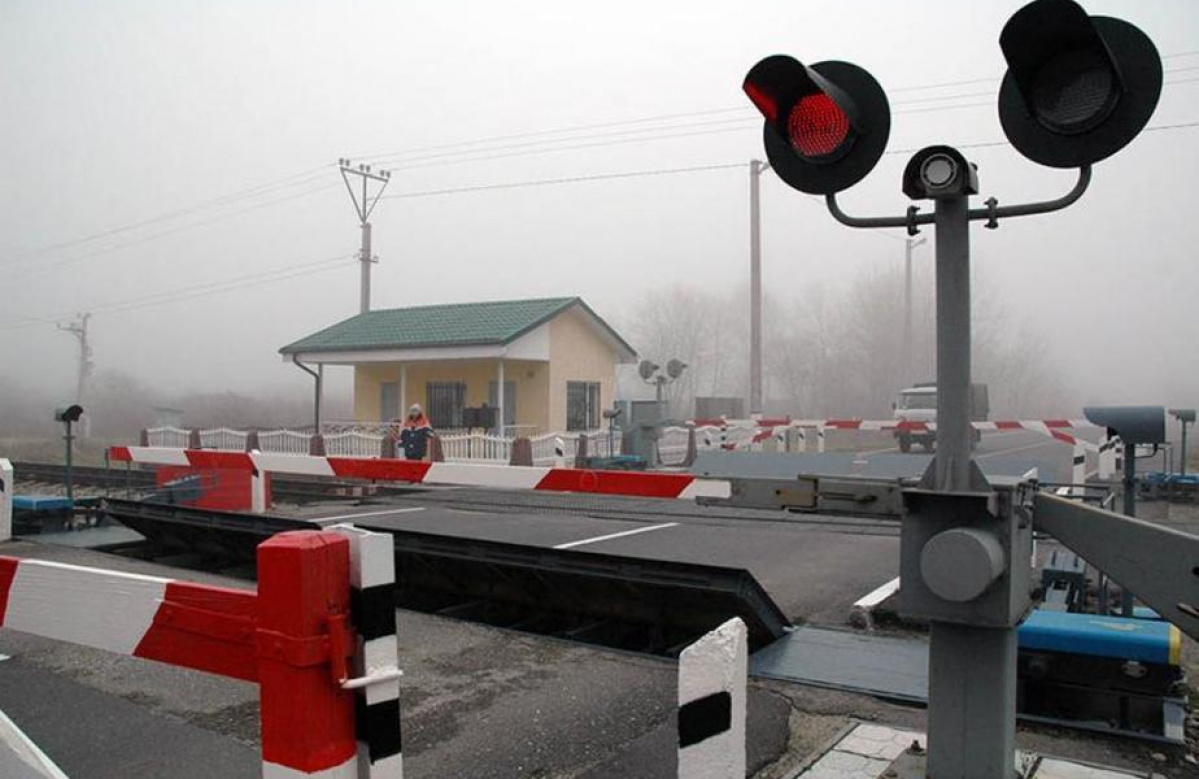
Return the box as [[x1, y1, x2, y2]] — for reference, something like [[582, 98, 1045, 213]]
[[279, 297, 637, 434]]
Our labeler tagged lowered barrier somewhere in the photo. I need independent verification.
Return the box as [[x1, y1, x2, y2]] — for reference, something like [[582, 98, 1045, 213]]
[[107, 447, 731, 511], [0, 526, 403, 778]]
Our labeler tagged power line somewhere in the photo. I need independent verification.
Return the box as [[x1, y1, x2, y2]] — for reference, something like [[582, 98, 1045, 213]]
[[6, 56, 1197, 271], [0, 165, 333, 266], [6, 181, 341, 279], [384, 162, 746, 199], [0, 254, 353, 331]]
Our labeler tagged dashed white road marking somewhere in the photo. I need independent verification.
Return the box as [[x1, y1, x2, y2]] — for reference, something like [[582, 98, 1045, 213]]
[[975, 439, 1058, 460], [312, 507, 426, 523], [553, 522, 680, 550]]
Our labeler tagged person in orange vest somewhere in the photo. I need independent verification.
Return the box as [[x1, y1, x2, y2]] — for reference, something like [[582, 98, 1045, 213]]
[[397, 404, 434, 460]]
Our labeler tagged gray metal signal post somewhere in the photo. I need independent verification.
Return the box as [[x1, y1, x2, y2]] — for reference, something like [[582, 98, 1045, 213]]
[[827, 146, 1094, 778], [736, 1, 1196, 776]]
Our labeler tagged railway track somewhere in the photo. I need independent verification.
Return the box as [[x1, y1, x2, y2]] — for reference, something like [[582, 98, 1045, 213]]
[[9, 460, 373, 504]]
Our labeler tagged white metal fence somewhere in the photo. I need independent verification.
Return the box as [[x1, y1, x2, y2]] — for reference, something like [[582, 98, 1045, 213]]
[[440, 433, 513, 463], [146, 426, 191, 448], [143, 425, 626, 462], [324, 430, 385, 458], [257, 429, 313, 455], [200, 427, 248, 451]]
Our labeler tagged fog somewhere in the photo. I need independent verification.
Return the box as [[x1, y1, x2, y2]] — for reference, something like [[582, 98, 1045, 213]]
[[2, 0, 1197, 433]]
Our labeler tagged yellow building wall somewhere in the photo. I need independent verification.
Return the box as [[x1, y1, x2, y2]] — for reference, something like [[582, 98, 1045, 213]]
[[354, 359, 550, 432], [547, 308, 619, 432], [351, 307, 620, 434]]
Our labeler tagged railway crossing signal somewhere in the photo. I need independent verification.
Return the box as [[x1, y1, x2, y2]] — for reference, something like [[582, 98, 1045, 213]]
[[998, 0, 1163, 168], [742, 57, 890, 195], [741, 0, 1162, 776]]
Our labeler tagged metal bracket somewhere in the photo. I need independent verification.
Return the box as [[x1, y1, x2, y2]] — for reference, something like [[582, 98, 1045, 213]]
[[702, 476, 906, 519], [824, 165, 1092, 232], [1033, 491, 1199, 640], [983, 197, 999, 229], [342, 667, 404, 691], [905, 205, 922, 236]]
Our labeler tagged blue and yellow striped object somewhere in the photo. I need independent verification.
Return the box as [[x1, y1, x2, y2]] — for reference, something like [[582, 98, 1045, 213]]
[[1019, 610, 1181, 666]]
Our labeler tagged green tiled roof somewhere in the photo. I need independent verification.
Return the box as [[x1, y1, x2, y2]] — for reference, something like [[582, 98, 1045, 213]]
[[280, 296, 635, 356]]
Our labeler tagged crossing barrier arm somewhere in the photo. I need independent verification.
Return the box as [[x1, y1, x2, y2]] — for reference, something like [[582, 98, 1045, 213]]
[[0, 526, 404, 779], [1034, 491, 1199, 641]]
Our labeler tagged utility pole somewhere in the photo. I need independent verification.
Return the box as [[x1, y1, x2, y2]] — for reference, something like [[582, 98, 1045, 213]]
[[903, 235, 926, 386], [749, 159, 769, 416], [58, 313, 94, 436], [338, 158, 391, 314]]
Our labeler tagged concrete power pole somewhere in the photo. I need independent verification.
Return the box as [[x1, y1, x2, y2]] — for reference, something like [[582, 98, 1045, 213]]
[[338, 159, 392, 314], [749, 159, 769, 416], [58, 313, 94, 436], [902, 235, 926, 386]]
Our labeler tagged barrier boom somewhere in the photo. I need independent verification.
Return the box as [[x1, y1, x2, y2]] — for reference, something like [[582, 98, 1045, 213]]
[[108, 446, 730, 502], [0, 528, 403, 779]]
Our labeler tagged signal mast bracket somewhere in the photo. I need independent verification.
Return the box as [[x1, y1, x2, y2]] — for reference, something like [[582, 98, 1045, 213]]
[[824, 163, 1093, 231]]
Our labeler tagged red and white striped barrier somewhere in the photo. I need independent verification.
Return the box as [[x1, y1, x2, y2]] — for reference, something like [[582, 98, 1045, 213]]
[[690, 417, 1101, 452], [108, 447, 732, 508], [0, 526, 403, 778], [677, 617, 747, 779]]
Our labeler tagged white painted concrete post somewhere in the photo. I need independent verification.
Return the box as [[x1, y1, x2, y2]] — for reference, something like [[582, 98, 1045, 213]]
[[553, 437, 566, 468], [817, 425, 826, 454], [250, 452, 267, 515], [0, 459, 12, 542], [794, 426, 807, 453], [1099, 435, 1117, 480], [677, 617, 747, 779], [1070, 444, 1086, 497]]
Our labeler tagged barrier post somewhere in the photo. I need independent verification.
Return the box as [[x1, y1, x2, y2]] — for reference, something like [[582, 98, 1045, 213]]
[[677, 617, 747, 779], [1099, 435, 1117, 480], [1070, 444, 1086, 497], [817, 425, 826, 453], [0, 458, 12, 542], [250, 453, 268, 515], [553, 437, 566, 469], [256, 531, 358, 778], [682, 427, 698, 467], [333, 525, 404, 778]]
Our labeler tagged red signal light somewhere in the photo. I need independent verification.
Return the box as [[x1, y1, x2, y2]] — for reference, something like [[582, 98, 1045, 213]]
[[788, 93, 851, 158]]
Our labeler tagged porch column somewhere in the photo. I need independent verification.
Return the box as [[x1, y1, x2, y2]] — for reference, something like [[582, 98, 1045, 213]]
[[400, 363, 407, 417], [496, 359, 506, 436]]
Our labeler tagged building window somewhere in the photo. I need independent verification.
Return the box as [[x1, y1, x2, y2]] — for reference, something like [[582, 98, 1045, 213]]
[[426, 381, 466, 429], [566, 381, 601, 431]]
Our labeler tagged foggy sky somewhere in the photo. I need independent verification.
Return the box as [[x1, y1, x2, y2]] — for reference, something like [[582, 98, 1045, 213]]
[[2, 0, 1197, 415]]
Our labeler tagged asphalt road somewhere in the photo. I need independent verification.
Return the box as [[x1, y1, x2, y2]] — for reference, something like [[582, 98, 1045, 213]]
[[0, 541, 792, 779], [300, 498, 900, 627]]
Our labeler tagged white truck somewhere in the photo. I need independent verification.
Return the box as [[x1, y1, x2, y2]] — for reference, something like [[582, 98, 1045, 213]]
[[892, 382, 989, 453]]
